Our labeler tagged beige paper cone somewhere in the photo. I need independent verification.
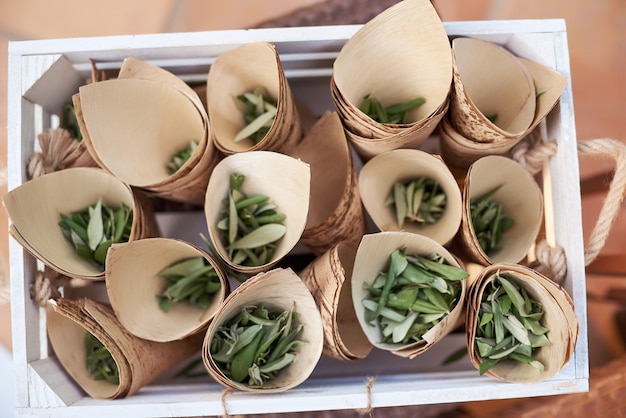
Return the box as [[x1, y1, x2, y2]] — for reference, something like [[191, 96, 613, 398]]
[[358, 149, 462, 245], [201, 268, 323, 392], [331, 0, 452, 157], [456, 155, 544, 265], [466, 264, 578, 383], [291, 111, 366, 255], [299, 241, 372, 361], [204, 151, 310, 275], [105, 238, 229, 342], [351, 232, 467, 358], [517, 57, 568, 133], [2, 167, 159, 281], [449, 37, 536, 143], [206, 41, 302, 154], [438, 114, 518, 171], [47, 298, 202, 399]]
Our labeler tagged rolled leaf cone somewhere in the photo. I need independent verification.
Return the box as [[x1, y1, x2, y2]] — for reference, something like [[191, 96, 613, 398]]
[[204, 151, 310, 275], [201, 267, 324, 392], [291, 111, 365, 255], [299, 241, 372, 361], [2, 167, 159, 281], [105, 238, 229, 342], [76, 77, 214, 205], [448, 37, 536, 144], [206, 41, 302, 154], [440, 54, 567, 170], [466, 264, 578, 383], [331, 0, 452, 159], [456, 155, 543, 265], [351, 231, 467, 359], [47, 298, 202, 399], [358, 148, 462, 246]]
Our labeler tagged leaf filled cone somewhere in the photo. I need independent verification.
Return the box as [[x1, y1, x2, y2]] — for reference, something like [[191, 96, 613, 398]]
[[206, 41, 302, 154], [456, 155, 543, 265], [105, 238, 229, 342], [201, 268, 324, 392], [358, 148, 462, 246], [331, 0, 452, 160], [299, 241, 372, 361], [466, 264, 578, 383], [204, 151, 310, 275], [440, 43, 567, 170], [2, 167, 159, 281], [74, 68, 217, 205], [351, 232, 467, 358], [291, 111, 366, 255], [47, 298, 202, 399]]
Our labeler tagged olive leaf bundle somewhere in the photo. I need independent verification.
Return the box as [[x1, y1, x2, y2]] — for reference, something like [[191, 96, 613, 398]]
[[359, 95, 426, 124], [385, 177, 447, 228], [466, 264, 578, 383], [58, 198, 132, 271], [210, 304, 304, 386], [361, 248, 468, 345], [474, 273, 550, 375], [234, 86, 277, 144], [156, 256, 222, 313], [469, 186, 514, 255], [85, 331, 119, 385], [167, 140, 199, 174], [218, 173, 287, 267]]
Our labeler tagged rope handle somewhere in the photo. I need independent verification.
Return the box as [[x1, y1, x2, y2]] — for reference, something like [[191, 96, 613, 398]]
[[513, 132, 626, 283]]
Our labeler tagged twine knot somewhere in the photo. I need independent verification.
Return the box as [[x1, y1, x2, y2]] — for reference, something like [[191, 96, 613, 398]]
[[530, 240, 567, 284], [30, 266, 70, 307], [511, 130, 558, 176], [355, 376, 376, 417]]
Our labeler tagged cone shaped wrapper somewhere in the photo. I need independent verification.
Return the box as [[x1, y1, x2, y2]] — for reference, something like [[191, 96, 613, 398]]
[[351, 232, 467, 358], [359, 149, 462, 245], [105, 238, 229, 342], [202, 268, 324, 392], [76, 77, 216, 205], [448, 37, 536, 143], [47, 298, 202, 399], [300, 241, 372, 361], [331, 0, 452, 158], [466, 264, 578, 383], [2, 167, 159, 281], [206, 41, 302, 154], [457, 155, 543, 265], [291, 111, 366, 255], [204, 151, 310, 274]]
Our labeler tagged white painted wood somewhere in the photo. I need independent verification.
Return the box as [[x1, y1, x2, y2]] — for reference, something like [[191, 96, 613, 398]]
[[8, 19, 588, 416]]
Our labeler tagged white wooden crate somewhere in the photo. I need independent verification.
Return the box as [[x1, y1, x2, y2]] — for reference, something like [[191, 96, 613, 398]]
[[7, 19, 588, 417]]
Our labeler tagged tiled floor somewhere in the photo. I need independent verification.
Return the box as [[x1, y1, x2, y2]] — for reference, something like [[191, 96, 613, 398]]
[[1, 0, 625, 415]]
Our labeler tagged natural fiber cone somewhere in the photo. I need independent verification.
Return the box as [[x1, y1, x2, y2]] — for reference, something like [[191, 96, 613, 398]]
[[438, 113, 519, 171], [206, 41, 302, 154], [351, 232, 467, 359], [291, 111, 365, 255], [204, 151, 310, 275], [456, 155, 544, 265], [201, 268, 323, 392], [331, 0, 452, 157], [517, 57, 568, 133], [299, 241, 372, 361], [2, 167, 159, 281], [77, 77, 215, 205], [47, 298, 202, 399], [358, 149, 462, 246], [105, 238, 229, 342], [466, 264, 578, 383], [448, 37, 536, 143]]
